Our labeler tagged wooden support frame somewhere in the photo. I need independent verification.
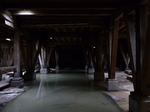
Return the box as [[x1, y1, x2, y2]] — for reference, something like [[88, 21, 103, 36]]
[[124, 13, 137, 90], [139, 5, 150, 96], [46, 47, 53, 67], [120, 46, 130, 70], [109, 20, 119, 79], [21, 38, 42, 73]]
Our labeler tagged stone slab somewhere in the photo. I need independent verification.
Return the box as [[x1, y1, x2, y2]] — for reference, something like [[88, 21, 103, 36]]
[[106, 78, 118, 91], [11, 77, 22, 81], [0, 81, 9, 88]]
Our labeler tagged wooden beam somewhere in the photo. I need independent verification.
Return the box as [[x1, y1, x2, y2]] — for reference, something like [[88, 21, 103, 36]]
[[0, 66, 16, 70]]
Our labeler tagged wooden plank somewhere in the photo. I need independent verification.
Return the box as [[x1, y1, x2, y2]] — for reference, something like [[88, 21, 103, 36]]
[[55, 51, 59, 66], [0, 66, 16, 70], [109, 20, 119, 79]]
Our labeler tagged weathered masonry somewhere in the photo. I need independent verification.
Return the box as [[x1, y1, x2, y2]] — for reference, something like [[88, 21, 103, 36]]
[[0, 0, 150, 112]]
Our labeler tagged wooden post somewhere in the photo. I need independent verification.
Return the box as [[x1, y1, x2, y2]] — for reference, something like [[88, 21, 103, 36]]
[[109, 20, 119, 79], [14, 30, 21, 77], [55, 50, 59, 70], [129, 5, 150, 112], [94, 37, 104, 81], [135, 5, 147, 95], [46, 47, 53, 67]]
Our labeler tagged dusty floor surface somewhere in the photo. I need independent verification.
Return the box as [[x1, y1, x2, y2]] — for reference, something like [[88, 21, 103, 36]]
[[0, 71, 133, 112], [103, 72, 133, 112], [0, 86, 29, 110]]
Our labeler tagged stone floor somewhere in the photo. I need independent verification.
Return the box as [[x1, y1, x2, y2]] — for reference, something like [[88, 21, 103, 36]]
[[0, 70, 133, 112]]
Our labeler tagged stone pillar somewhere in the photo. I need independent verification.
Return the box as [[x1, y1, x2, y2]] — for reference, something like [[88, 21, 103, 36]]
[[10, 31, 24, 88], [106, 20, 119, 91]]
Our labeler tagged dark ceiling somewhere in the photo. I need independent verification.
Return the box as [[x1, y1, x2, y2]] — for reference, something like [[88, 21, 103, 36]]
[[0, 0, 137, 44]]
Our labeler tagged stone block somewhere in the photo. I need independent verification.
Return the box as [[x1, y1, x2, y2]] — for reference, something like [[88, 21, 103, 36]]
[[40, 68, 48, 74], [106, 78, 118, 91], [10, 78, 24, 88], [129, 92, 150, 112]]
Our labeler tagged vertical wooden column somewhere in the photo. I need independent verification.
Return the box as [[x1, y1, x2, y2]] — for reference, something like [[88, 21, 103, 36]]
[[135, 5, 147, 95], [107, 29, 112, 76], [46, 47, 53, 69], [14, 30, 21, 77], [109, 20, 119, 79], [106, 21, 119, 91], [141, 7, 150, 95], [10, 30, 24, 88], [55, 50, 59, 70], [94, 37, 104, 81], [84, 49, 88, 70], [129, 4, 150, 112], [21, 39, 42, 80], [87, 49, 95, 74]]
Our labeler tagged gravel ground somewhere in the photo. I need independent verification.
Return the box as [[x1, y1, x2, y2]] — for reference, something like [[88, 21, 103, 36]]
[[0, 86, 29, 110]]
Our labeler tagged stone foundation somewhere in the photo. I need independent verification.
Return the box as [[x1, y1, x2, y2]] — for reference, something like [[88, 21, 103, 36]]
[[87, 68, 95, 74], [10, 77, 24, 88], [106, 78, 118, 91], [129, 92, 150, 112], [40, 68, 48, 74]]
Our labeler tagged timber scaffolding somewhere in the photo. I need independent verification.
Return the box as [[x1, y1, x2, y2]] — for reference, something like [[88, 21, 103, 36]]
[[0, 0, 150, 111]]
